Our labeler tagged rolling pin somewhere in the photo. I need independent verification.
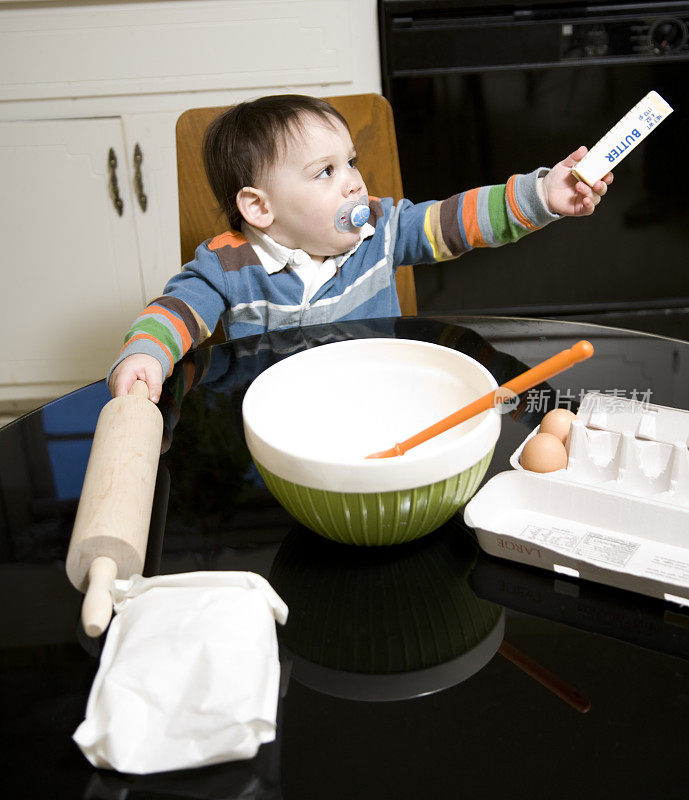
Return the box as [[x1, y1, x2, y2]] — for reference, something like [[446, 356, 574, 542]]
[[66, 380, 163, 637]]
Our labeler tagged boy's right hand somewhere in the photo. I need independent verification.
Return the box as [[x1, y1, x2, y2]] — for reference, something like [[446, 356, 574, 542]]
[[108, 354, 164, 403]]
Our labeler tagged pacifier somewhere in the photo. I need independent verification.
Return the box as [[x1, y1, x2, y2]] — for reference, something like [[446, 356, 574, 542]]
[[334, 196, 370, 233]]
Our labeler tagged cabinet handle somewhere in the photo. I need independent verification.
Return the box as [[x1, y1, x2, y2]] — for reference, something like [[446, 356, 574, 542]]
[[133, 144, 148, 212], [108, 148, 124, 216]]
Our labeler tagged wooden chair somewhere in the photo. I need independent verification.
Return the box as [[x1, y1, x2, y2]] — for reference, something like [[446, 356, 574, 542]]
[[175, 93, 417, 325]]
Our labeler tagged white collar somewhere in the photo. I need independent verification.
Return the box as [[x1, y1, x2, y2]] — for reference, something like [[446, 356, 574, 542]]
[[241, 221, 375, 275]]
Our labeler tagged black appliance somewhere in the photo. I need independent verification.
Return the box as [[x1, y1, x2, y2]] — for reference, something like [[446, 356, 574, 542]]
[[379, 1, 689, 317]]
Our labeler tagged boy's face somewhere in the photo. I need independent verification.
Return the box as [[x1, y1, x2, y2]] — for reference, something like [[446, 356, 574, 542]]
[[260, 115, 368, 258]]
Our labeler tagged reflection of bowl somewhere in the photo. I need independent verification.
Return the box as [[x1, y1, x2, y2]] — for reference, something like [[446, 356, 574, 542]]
[[270, 525, 504, 701], [243, 339, 500, 545]]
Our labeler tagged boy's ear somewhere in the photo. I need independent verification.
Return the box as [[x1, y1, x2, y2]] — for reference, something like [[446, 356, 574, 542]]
[[236, 187, 273, 229]]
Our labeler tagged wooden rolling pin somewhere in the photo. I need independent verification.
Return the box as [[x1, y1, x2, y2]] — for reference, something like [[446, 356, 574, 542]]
[[66, 380, 163, 637]]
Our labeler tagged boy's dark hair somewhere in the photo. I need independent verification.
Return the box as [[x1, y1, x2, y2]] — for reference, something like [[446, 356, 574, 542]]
[[202, 94, 350, 231]]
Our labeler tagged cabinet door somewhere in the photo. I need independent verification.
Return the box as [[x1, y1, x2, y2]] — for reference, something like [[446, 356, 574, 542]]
[[0, 117, 144, 402], [122, 112, 181, 302]]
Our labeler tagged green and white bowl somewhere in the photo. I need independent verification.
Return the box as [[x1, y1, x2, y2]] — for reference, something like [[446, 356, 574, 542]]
[[242, 338, 500, 545]]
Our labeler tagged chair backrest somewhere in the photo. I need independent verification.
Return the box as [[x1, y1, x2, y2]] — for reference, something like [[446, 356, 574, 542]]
[[176, 93, 417, 316]]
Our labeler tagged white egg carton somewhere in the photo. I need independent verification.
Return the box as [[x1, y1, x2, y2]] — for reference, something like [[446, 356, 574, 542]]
[[464, 393, 689, 606], [509, 393, 689, 508]]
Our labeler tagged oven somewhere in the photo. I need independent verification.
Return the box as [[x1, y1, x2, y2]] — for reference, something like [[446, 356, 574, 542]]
[[379, 1, 689, 317]]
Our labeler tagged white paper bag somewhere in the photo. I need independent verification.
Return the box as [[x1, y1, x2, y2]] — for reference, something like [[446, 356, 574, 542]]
[[73, 571, 288, 774]]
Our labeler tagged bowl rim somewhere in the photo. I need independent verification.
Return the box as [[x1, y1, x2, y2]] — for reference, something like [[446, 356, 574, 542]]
[[242, 338, 501, 492]]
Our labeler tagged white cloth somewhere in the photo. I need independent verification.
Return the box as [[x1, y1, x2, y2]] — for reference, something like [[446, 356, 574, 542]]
[[73, 571, 288, 774]]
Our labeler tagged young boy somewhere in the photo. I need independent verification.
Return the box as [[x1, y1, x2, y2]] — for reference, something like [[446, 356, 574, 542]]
[[108, 94, 612, 402]]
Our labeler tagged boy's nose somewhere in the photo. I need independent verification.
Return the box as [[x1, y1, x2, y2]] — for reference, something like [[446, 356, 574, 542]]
[[343, 172, 363, 197]]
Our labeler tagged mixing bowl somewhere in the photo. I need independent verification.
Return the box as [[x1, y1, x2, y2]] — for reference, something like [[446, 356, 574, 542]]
[[242, 338, 500, 545]]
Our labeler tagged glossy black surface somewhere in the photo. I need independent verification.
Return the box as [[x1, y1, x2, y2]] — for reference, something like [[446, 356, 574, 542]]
[[2, 316, 689, 799]]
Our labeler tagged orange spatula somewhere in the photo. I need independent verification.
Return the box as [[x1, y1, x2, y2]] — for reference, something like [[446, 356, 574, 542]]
[[366, 340, 594, 459]]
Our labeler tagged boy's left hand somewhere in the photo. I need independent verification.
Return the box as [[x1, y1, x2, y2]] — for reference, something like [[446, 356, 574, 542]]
[[539, 146, 613, 217]]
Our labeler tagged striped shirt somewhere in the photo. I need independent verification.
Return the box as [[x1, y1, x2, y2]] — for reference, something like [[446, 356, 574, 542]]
[[110, 168, 558, 379]]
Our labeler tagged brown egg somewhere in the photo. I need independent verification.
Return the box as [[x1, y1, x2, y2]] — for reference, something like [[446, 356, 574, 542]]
[[539, 408, 577, 445], [519, 432, 569, 473]]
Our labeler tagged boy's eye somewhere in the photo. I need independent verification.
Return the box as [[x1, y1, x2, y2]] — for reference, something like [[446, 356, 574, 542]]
[[317, 165, 334, 178], [348, 156, 358, 168]]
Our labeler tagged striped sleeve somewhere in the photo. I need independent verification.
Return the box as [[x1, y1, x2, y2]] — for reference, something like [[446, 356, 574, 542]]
[[110, 296, 211, 379], [394, 167, 559, 266], [108, 241, 230, 381]]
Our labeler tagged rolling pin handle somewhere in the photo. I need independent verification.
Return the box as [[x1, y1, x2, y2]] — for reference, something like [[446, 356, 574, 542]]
[[81, 556, 118, 638], [130, 380, 150, 398]]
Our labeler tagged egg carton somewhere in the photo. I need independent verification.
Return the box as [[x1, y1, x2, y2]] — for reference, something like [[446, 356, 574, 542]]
[[510, 393, 689, 509], [464, 393, 689, 606], [577, 392, 689, 446]]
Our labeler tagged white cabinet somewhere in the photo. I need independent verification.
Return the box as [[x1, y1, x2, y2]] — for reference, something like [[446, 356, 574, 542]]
[[120, 112, 183, 303], [0, 109, 181, 404], [0, 0, 382, 410], [0, 117, 144, 399]]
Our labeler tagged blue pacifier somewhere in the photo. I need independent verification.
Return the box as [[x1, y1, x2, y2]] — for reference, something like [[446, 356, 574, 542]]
[[334, 196, 370, 233]]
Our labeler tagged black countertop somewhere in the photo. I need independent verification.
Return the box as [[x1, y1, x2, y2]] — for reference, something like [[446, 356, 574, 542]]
[[2, 315, 688, 799]]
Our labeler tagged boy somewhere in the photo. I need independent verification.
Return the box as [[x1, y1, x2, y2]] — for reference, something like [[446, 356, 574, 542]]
[[109, 94, 612, 402]]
